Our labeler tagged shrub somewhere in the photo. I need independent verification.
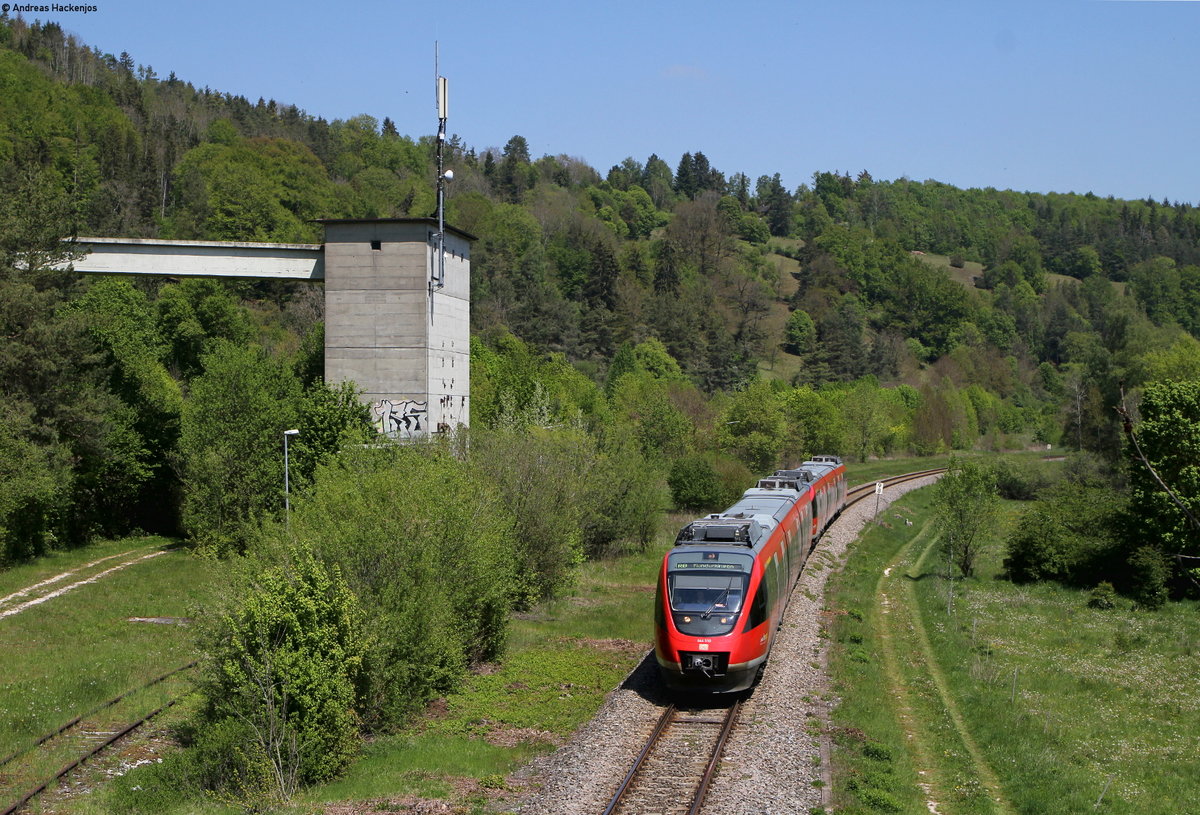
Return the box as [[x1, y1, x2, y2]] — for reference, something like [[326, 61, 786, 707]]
[[1128, 545, 1171, 610], [1088, 581, 1117, 610], [712, 454, 755, 508], [990, 456, 1055, 500], [1003, 483, 1125, 586], [580, 438, 664, 557], [195, 550, 366, 801], [470, 428, 592, 604], [283, 444, 516, 729], [668, 454, 724, 511], [858, 787, 904, 812]]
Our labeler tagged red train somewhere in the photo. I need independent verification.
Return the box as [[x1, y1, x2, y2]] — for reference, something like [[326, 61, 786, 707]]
[[654, 456, 847, 693]]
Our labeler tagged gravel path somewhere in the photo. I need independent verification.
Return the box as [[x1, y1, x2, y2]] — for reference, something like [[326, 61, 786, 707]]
[[502, 475, 938, 815]]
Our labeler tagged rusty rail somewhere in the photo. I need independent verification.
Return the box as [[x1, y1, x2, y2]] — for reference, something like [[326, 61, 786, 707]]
[[1, 663, 195, 815]]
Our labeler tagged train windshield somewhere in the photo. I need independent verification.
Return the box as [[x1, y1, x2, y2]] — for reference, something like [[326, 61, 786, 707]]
[[668, 572, 748, 615]]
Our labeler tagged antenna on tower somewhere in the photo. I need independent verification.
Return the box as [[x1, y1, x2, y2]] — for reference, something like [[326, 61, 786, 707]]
[[432, 43, 449, 293]]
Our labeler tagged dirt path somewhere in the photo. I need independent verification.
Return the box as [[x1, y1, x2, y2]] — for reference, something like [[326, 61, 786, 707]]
[[0, 548, 166, 620], [876, 522, 948, 814], [875, 513, 1014, 815]]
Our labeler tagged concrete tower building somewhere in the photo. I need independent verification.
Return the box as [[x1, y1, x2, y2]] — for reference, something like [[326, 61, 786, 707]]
[[68, 217, 473, 438]]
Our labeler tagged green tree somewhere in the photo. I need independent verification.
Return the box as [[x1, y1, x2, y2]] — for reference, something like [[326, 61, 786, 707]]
[[934, 457, 999, 577], [180, 342, 301, 555], [842, 379, 896, 462], [784, 309, 816, 355], [758, 172, 793, 237], [0, 398, 67, 564], [1124, 380, 1200, 591], [781, 385, 847, 461], [610, 371, 693, 458], [720, 380, 786, 473], [289, 381, 374, 488]]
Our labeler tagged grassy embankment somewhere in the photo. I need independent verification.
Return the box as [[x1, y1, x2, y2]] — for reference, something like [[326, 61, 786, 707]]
[[828, 486, 1200, 814], [288, 456, 962, 811], [0, 537, 215, 811], [6, 453, 1063, 814]]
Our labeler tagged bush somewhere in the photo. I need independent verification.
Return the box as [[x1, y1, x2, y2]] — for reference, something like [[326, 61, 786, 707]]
[[470, 428, 592, 604], [195, 550, 366, 800], [281, 444, 515, 730], [668, 454, 725, 511], [580, 438, 664, 557], [1003, 483, 1125, 586], [1128, 546, 1171, 610], [990, 456, 1055, 500], [712, 454, 755, 508], [1088, 581, 1117, 610]]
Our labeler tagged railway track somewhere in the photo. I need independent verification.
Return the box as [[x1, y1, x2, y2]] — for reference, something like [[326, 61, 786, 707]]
[[602, 699, 742, 815], [0, 663, 195, 815], [846, 468, 947, 505], [598, 468, 945, 815]]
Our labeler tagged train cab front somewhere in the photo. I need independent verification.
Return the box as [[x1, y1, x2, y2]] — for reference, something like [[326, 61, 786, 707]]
[[654, 547, 762, 693]]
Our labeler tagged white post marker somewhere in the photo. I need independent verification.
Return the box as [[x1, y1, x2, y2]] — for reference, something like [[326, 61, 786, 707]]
[[874, 480, 883, 520]]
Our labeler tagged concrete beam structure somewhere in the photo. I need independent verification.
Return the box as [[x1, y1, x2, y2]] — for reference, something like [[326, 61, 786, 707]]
[[66, 220, 472, 438], [68, 236, 324, 280]]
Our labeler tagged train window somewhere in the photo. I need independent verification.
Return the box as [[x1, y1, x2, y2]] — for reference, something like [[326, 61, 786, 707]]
[[766, 555, 781, 615], [668, 572, 748, 614], [744, 579, 768, 630]]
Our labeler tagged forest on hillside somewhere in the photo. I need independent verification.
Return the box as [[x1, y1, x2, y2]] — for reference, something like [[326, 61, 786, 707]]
[[5, 12, 1200, 583], [4, 12, 1200, 552], [4, 14, 1200, 806]]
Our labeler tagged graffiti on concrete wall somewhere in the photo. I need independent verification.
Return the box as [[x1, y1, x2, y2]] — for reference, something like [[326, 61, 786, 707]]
[[373, 399, 427, 436]]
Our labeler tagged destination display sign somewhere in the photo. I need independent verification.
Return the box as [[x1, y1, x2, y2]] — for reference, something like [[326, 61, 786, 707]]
[[668, 552, 753, 572]]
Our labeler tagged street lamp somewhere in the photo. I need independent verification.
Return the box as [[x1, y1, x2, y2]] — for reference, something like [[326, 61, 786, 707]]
[[283, 429, 300, 528]]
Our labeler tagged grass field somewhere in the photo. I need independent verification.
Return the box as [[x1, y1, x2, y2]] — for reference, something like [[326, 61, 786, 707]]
[[915, 252, 986, 290], [0, 538, 215, 759], [829, 487, 1200, 815], [0, 537, 224, 814]]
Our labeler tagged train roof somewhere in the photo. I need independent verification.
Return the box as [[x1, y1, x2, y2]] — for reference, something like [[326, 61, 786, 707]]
[[669, 454, 843, 556], [774, 456, 843, 484], [726, 492, 796, 524], [673, 514, 771, 550]]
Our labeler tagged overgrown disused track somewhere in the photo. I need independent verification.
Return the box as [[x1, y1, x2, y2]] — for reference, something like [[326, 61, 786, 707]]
[[602, 699, 742, 815], [0, 662, 195, 815]]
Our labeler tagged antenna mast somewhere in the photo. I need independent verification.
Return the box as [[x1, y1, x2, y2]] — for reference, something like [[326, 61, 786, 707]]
[[433, 44, 449, 292]]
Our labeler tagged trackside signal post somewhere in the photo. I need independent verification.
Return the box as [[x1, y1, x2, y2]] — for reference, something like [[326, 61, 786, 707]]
[[65, 217, 474, 438]]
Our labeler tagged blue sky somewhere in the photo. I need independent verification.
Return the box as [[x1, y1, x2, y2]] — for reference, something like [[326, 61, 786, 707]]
[[28, 0, 1200, 203]]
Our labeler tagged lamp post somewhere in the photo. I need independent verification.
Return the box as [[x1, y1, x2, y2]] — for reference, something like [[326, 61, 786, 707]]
[[283, 429, 299, 528]]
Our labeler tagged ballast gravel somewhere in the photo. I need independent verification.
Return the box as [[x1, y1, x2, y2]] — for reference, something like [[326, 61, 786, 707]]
[[501, 475, 939, 815]]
